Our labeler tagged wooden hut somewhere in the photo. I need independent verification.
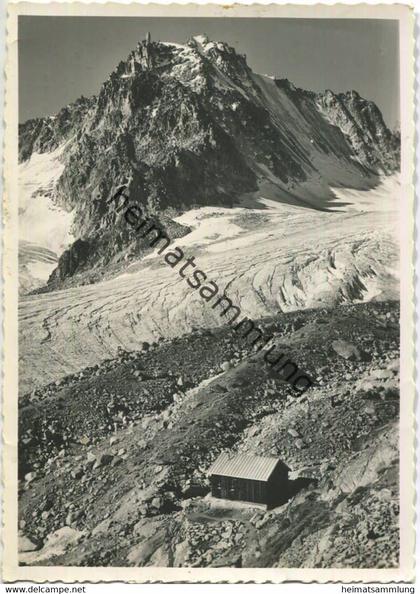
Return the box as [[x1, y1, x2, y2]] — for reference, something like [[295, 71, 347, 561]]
[[208, 453, 290, 507]]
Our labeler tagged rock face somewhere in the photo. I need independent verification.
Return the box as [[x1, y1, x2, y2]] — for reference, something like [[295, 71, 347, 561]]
[[48, 239, 92, 283], [314, 89, 400, 174], [19, 35, 400, 286]]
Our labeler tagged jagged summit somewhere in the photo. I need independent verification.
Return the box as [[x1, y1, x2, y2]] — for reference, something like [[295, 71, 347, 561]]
[[19, 35, 400, 286]]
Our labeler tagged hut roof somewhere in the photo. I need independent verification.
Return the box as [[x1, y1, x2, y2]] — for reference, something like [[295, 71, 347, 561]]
[[208, 453, 290, 482]]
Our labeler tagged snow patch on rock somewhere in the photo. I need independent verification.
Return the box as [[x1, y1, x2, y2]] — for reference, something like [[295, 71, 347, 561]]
[[19, 142, 74, 255]]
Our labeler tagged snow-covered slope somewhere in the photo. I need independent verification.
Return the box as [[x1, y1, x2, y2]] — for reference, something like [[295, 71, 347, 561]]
[[19, 142, 74, 292], [19, 143, 73, 252]]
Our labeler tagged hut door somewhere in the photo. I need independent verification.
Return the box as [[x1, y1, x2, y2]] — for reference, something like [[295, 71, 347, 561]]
[[221, 477, 230, 499]]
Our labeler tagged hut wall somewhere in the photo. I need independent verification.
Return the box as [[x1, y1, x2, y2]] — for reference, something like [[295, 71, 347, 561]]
[[211, 475, 267, 504], [266, 466, 289, 506]]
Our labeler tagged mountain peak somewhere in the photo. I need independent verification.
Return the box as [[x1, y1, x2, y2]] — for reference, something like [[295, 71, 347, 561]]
[[18, 34, 400, 285], [192, 34, 209, 45]]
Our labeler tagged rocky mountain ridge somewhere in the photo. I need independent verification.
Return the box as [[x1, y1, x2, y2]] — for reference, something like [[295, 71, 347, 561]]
[[19, 34, 400, 287]]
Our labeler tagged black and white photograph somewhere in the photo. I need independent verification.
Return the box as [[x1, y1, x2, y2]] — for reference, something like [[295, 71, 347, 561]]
[[2, 2, 415, 583]]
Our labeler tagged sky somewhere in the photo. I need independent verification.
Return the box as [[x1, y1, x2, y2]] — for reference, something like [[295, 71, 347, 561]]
[[19, 17, 400, 128]]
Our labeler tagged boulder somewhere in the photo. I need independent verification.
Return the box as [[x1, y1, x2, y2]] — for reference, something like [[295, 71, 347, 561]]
[[365, 404, 377, 415], [212, 383, 228, 394], [87, 451, 96, 463], [18, 534, 40, 552], [151, 497, 163, 510], [28, 527, 84, 563], [138, 504, 149, 517], [127, 537, 160, 565], [66, 510, 83, 525], [71, 466, 84, 479], [295, 439, 306, 449], [93, 453, 113, 469], [386, 359, 400, 372], [332, 340, 362, 361]]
